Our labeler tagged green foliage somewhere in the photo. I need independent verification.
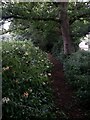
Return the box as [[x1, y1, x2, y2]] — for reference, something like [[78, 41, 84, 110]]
[[52, 39, 64, 57], [2, 2, 90, 51], [2, 41, 57, 119], [64, 51, 90, 109]]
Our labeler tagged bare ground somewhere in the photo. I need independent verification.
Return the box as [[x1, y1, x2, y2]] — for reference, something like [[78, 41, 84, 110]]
[[48, 53, 88, 120]]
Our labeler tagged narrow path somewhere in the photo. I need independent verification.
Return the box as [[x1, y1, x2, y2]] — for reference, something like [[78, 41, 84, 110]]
[[48, 53, 87, 120]]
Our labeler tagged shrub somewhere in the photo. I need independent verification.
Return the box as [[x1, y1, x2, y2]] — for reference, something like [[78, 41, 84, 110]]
[[2, 41, 56, 119], [64, 50, 90, 109]]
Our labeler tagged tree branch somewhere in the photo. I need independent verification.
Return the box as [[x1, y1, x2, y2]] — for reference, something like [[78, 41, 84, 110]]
[[2, 15, 60, 22], [2, 9, 90, 26]]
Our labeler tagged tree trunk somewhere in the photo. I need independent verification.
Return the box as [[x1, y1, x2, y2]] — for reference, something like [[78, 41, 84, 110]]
[[59, 2, 74, 55]]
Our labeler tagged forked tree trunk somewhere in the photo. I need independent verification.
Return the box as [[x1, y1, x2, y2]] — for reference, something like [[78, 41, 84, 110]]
[[60, 2, 74, 55]]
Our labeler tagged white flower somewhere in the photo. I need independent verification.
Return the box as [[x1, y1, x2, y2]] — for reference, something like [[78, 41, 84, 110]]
[[35, 47, 39, 50], [42, 82, 46, 85], [48, 73, 51, 76], [40, 73, 43, 76], [16, 47, 18, 50], [24, 52, 28, 56], [46, 65, 49, 68], [28, 88, 32, 93], [22, 56, 25, 59], [3, 66, 10, 71], [30, 89, 32, 92], [41, 59, 44, 62], [22, 44, 26, 47], [26, 61, 28, 63], [6, 51, 9, 53], [2, 97, 10, 103]]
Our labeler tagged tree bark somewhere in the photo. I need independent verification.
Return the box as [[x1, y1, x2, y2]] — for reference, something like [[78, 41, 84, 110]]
[[60, 2, 74, 55]]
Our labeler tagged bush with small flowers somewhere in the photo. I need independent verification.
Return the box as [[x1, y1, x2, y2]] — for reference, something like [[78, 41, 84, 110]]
[[2, 41, 57, 119]]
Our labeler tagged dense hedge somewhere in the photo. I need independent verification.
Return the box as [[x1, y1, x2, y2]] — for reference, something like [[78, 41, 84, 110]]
[[64, 51, 90, 109], [2, 41, 56, 120]]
